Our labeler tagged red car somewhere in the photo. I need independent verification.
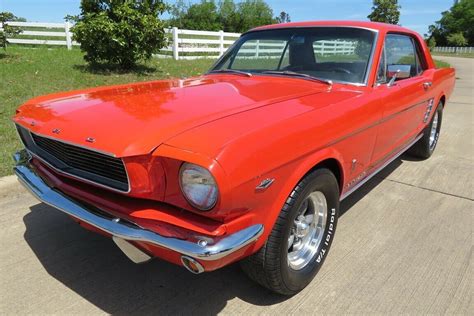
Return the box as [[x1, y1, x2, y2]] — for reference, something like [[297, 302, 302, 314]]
[[13, 21, 455, 295]]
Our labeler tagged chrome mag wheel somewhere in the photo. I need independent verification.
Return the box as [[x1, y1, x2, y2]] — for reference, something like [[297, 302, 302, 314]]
[[429, 111, 439, 149], [287, 191, 327, 270]]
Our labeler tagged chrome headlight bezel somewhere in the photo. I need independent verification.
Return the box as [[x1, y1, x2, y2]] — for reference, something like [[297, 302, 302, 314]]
[[179, 162, 219, 211]]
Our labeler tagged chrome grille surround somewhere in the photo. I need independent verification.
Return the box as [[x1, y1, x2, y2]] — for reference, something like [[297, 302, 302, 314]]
[[16, 124, 130, 192]]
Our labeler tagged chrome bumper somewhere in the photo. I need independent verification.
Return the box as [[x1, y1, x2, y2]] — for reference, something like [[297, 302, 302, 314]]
[[13, 150, 263, 266]]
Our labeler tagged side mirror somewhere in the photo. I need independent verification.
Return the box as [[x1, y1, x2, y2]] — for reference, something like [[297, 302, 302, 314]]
[[387, 64, 411, 86]]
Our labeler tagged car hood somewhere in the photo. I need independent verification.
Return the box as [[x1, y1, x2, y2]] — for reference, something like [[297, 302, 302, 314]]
[[14, 75, 329, 157]]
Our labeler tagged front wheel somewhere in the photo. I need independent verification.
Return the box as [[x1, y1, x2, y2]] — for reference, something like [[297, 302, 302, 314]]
[[240, 168, 339, 295]]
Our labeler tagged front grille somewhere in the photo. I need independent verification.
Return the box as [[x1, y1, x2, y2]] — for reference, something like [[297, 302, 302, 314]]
[[16, 125, 129, 192]]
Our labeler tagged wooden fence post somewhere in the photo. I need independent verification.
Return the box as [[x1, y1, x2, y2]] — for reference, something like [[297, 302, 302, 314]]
[[65, 21, 72, 50], [172, 27, 179, 60], [219, 30, 224, 56]]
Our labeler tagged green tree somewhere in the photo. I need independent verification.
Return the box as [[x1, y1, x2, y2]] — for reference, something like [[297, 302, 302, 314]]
[[218, 0, 238, 32], [182, 1, 221, 31], [447, 32, 468, 52], [70, 0, 167, 69], [168, 0, 188, 28], [236, 0, 275, 32], [367, 0, 401, 25], [167, 0, 277, 33], [427, 36, 436, 51], [276, 11, 291, 24], [427, 0, 474, 46], [0, 12, 24, 50]]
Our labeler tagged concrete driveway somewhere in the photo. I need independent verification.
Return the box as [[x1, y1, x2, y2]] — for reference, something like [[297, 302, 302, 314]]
[[0, 56, 472, 315]]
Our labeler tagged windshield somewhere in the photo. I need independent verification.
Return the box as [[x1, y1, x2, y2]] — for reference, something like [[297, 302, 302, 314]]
[[210, 27, 377, 85]]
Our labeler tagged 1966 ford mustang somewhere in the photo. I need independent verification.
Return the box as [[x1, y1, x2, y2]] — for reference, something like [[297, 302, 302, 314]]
[[13, 21, 455, 295]]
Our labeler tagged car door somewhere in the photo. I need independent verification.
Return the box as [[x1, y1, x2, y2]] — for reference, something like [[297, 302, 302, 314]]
[[371, 33, 435, 165]]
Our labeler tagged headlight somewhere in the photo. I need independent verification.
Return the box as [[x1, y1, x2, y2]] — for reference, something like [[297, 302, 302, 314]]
[[179, 163, 219, 211]]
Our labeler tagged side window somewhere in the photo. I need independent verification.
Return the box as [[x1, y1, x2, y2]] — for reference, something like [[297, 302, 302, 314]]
[[385, 34, 418, 79]]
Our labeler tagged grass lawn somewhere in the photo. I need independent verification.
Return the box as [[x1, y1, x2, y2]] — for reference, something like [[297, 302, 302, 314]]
[[434, 59, 452, 68], [0, 46, 451, 176], [0, 46, 214, 176]]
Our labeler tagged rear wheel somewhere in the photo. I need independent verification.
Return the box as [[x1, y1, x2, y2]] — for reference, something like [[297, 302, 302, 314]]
[[240, 168, 339, 295], [408, 101, 443, 159]]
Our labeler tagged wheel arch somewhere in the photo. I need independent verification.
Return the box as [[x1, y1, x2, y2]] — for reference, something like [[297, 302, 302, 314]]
[[249, 148, 346, 257], [306, 158, 344, 193], [439, 94, 446, 107], [269, 148, 346, 219]]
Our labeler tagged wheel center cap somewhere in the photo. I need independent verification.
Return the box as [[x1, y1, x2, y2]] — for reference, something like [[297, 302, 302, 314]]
[[295, 216, 310, 238]]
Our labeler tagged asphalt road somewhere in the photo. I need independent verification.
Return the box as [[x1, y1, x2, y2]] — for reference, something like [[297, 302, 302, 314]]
[[0, 56, 472, 315]]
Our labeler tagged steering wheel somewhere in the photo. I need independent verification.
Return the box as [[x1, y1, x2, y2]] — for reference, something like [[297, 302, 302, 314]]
[[333, 67, 353, 75]]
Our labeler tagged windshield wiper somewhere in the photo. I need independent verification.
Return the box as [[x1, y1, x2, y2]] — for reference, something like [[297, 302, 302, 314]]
[[208, 69, 253, 77], [261, 70, 332, 86]]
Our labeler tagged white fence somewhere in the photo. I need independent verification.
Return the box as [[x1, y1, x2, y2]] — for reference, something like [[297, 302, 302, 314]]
[[1, 22, 358, 60], [233, 40, 356, 58], [0, 21, 76, 49], [158, 28, 356, 60], [433, 46, 474, 54], [157, 27, 241, 60]]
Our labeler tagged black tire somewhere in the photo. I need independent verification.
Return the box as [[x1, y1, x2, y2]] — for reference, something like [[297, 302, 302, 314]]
[[408, 101, 443, 159], [240, 168, 340, 295]]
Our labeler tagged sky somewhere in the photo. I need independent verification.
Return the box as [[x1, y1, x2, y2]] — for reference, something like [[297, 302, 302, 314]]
[[0, 0, 454, 36]]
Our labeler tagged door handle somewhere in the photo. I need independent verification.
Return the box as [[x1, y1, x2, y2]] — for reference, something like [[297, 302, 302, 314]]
[[423, 81, 432, 90]]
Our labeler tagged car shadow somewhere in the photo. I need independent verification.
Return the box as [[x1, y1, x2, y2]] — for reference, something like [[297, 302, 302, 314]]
[[339, 155, 404, 216], [22, 155, 408, 314]]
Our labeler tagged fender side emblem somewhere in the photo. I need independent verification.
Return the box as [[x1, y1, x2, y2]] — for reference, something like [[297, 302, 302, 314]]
[[52, 128, 60, 134], [423, 98, 434, 123], [85, 137, 95, 143], [256, 178, 275, 191]]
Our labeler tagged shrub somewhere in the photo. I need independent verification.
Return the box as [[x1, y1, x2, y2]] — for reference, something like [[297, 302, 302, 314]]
[[71, 0, 167, 69], [0, 12, 24, 50], [447, 32, 468, 47]]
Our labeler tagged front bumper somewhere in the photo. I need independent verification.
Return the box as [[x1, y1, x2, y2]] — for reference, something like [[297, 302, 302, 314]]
[[13, 150, 263, 271]]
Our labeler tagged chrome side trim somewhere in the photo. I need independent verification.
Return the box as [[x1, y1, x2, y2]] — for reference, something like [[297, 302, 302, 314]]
[[340, 134, 423, 200], [13, 150, 264, 263]]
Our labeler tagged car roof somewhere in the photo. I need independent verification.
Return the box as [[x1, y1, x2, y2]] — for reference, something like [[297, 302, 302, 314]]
[[249, 20, 418, 35]]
